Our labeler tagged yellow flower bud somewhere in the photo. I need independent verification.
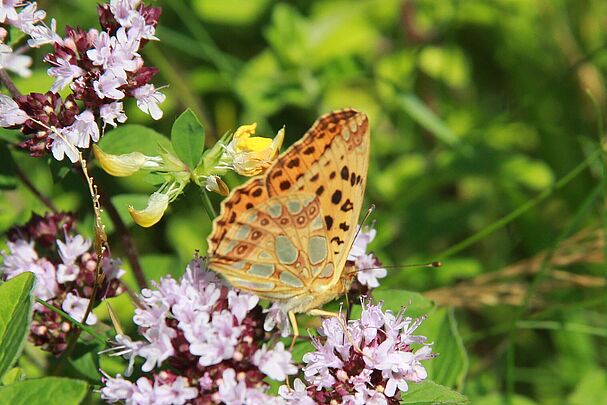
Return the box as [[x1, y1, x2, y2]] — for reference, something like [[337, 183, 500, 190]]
[[204, 175, 230, 196], [93, 145, 160, 177], [128, 192, 169, 227]]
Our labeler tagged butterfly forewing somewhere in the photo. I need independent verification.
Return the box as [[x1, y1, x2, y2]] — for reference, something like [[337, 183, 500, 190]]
[[207, 109, 370, 313]]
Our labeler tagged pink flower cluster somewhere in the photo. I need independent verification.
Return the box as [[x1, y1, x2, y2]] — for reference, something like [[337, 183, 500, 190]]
[[279, 300, 434, 405], [0, 213, 124, 354], [0, 0, 164, 162], [100, 256, 297, 404]]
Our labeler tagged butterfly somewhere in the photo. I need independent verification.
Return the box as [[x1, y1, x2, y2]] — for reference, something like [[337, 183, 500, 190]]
[[207, 109, 370, 342]]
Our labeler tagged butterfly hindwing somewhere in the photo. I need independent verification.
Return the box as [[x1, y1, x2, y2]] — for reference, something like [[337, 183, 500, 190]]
[[210, 193, 335, 301]]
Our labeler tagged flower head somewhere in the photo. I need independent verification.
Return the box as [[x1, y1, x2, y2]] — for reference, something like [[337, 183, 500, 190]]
[[279, 298, 434, 404], [99, 255, 297, 403], [1, 212, 124, 354]]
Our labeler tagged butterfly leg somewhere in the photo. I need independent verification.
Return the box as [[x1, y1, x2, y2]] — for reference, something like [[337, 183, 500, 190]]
[[288, 311, 300, 351]]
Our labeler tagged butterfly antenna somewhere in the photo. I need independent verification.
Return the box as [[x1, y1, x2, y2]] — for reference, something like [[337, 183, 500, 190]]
[[355, 261, 442, 273], [349, 204, 376, 249]]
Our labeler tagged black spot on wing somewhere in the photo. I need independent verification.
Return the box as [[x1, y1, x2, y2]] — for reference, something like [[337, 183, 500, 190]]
[[331, 190, 342, 204]]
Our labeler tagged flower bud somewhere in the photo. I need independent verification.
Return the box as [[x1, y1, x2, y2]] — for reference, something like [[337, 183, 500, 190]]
[[128, 192, 169, 227], [93, 145, 161, 177]]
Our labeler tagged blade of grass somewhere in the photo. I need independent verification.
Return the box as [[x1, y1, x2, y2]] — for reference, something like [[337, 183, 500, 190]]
[[503, 179, 604, 403], [437, 148, 603, 259], [163, 1, 239, 77]]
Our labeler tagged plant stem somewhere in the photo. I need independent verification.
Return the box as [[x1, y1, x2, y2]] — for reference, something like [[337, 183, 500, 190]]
[[437, 148, 603, 259], [0, 68, 21, 97], [35, 298, 107, 345], [200, 189, 217, 221], [14, 163, 59, 213], [98, 190, 148, 290]]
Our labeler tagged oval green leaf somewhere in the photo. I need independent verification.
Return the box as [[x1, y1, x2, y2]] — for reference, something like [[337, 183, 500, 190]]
[[171, 109, 205, 169], [402, 380, 469, 404], [98, 124, 172, 156], [0, 273, 35, 380]]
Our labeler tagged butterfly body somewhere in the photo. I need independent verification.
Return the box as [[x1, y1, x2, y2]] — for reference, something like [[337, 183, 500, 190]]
[[207, 109, 369, 315]]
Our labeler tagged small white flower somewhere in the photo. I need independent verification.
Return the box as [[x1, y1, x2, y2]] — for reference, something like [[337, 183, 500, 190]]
[[27, 19, 63, 48], [10, 3, 46, 34], [263, 303, 291, 337], [132, 84, 165, 120], [62, 293, 97, 325], [100, 101, 127, 127], [49, 126, 79, 162], [0, 45, 32, 77], [56, 263, 80, 283], [0, 1, 19, 24], [0, 94, 28, 127], [87, 31, 112, 66], [48, 57, 84, 92], [65, 110, 100, 148], [252, 342, 297, 381], [100, 374, 135, 403], [57, 234, 91, 264], [227, 290, 258, 323], [94, 69, 127, 100], [348, 225, 377, 261], [355, 253, 386, 288]]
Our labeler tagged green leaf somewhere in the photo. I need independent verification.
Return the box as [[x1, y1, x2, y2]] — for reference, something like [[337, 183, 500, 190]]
[[1, 368, 25, 386], [350, 289, 434, 319], [397, 93, 460, 147], [0, 273, 35, 380], [171, 109, 205, 169], [401, 380, 469, 404], [98, 124, 172, 156], [418, 308, 468, 389], [0, 377, 88, 404], [66, 343, 102, 383]]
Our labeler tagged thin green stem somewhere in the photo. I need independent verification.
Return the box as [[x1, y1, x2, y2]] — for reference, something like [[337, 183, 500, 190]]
[[35, 298, 107, 345], [437, 148, 603, 259], [201, 189, 218, 221]]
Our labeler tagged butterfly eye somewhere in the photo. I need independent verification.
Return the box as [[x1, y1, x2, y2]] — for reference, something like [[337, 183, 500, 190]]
[[296, 215, 306, 225], [280, 218, 290, 225], [308, 205, 317, 216], [251, 231, 262, 240], [236, 244, 248, 255], [260, 218, 269, 226]]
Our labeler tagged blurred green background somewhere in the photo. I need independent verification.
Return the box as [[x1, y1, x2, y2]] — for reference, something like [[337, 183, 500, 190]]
[[1, 0, 606, 403]]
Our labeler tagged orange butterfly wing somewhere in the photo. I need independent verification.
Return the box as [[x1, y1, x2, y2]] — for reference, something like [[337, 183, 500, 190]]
[[207, 109, 369, 313]]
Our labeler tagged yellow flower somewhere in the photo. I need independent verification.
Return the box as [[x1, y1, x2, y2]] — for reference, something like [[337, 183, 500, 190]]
[[128, 192, 170, 228], [223, 123, 284, 176], [93, 145, 162, 177]]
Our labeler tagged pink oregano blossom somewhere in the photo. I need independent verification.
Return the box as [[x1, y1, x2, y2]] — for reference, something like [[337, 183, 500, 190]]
[[0, 1, 164, 163], [100, 256, 297, 404]]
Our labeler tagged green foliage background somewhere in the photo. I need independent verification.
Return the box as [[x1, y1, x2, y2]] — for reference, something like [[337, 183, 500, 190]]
[[1, 0, 606, 403]]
